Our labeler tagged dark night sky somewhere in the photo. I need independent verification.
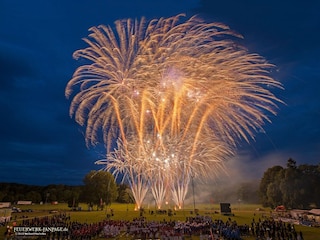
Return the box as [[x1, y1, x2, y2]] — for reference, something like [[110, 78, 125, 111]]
[[0, 0, 319, 186]]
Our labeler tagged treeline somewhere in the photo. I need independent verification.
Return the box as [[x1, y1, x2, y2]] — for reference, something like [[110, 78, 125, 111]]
[[0, 182, 82, 204], [0, 171, 133, 207], [259, 158, 320, 209], [1, 160, 320, 210]]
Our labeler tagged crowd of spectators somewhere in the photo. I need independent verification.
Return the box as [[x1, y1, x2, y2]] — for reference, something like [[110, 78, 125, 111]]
[[4, 212, 306, 240], [100, 215, 248, 239], [250, 217, 304, 240], [100, 216, 305, 240]]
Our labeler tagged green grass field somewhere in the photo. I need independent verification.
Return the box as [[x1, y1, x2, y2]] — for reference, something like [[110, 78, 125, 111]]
[[1, 203, 320, 239]]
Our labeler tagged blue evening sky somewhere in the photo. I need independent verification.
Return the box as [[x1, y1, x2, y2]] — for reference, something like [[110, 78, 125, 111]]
[[0, 0, 319, 185]]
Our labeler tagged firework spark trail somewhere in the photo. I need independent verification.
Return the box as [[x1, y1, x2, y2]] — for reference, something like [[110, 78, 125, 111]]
[[96, 131, 233, 209], [66, 14, 283, 209], [171, 176, 189, 209], [150, 178, 167, 210], [95, 141, 149, 209]]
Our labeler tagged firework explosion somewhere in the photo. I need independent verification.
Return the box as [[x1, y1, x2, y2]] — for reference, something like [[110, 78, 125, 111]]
[[66, 14, 283, 209]]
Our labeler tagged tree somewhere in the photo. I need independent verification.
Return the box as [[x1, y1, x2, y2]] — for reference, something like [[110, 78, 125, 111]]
[[260, 159, 320, 209], [297, 164, 320, 208], [259, 165, 284, 207], [286, 158, 297, 169], [266, 182, 282, 208], [67, 190, 81, 209], [117, 184, 134, 203], [82, 171, 118, 210], [25, 191, 42, 203], [280, 162, 300, 208], [237, 181, 259, 204], [0, 191, 5, 201]]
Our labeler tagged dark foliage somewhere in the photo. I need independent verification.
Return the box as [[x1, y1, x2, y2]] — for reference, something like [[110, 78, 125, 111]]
[[259, 158, 320, 209]]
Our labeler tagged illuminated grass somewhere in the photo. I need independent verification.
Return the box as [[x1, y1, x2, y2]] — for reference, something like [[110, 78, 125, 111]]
[[2, 203, 320, 239]]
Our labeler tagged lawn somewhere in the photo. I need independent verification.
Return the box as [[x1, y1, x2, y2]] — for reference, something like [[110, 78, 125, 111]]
[[1, 203, 320, 239]]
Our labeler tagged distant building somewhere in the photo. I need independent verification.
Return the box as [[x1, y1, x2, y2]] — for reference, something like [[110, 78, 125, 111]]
[[0, 202, 11, 208], [17, 201, 32, 205], [308, 209, 320, 223], [289, 209, 309, 219]]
